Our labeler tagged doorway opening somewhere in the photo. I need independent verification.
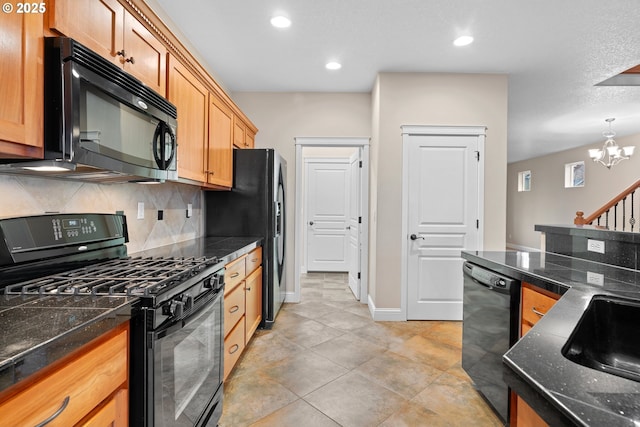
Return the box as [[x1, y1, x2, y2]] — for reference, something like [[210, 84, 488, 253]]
[[293, 137, 370, 305]]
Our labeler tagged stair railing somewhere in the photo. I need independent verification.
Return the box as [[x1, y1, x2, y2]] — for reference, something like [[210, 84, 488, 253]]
[[575, 179, 640, 231]]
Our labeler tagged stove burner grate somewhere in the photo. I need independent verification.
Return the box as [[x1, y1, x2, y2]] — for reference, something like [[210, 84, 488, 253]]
[[4, 256, 219, 297]]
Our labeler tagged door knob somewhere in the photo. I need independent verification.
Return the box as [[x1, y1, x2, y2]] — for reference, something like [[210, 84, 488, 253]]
[[410, 234, 425, 240], [309, 221, 314, 226]]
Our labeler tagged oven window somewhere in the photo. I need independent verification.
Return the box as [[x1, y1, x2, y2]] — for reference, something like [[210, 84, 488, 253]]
[[154, 293, 223, 426]]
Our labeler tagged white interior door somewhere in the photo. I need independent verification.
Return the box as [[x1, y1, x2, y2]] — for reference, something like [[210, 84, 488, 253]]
[[405, 131, 481, 320], [306, 159, 350, 272], [348, 151, 361, 298]]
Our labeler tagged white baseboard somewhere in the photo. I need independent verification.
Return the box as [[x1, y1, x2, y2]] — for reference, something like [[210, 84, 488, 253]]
[[284, 291, 299, 303], [368, 294, 406, 321]]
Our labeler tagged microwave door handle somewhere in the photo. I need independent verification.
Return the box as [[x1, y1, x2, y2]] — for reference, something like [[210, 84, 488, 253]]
[[152, 121, 163, 169]]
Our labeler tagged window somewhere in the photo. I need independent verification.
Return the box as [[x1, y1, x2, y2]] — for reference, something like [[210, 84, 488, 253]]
[[565, 161, 585, 188], [518, 170, 531, 192]]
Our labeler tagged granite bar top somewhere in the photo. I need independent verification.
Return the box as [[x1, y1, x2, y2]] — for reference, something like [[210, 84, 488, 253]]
[[462, 250, 640, 426], [0, 236, 261, 394]]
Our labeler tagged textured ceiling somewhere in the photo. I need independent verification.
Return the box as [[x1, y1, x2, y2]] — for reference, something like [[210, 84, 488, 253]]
[[150, 0, 640, 162]]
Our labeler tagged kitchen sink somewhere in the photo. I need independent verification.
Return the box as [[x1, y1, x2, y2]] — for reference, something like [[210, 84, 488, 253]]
[[562, 295, 640, 382]]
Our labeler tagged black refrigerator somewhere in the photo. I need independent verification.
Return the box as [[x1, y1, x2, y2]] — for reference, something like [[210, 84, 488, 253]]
[[205, 149, 286, 328]]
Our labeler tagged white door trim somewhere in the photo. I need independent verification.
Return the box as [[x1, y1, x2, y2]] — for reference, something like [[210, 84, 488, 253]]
[[293, 137, 370, 304], [399, 125, 485, 320]]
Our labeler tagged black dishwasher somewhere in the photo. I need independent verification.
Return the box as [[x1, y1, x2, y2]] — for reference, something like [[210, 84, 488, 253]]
[[462, 261, 520, 425]]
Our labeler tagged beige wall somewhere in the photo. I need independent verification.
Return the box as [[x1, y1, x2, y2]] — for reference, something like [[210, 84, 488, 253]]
[[507, 132, 640, 249], [234, 73, 508, 311], [372, 73, 509, 308], [0, 175, 202, 254], [231, 92, 373, 297]]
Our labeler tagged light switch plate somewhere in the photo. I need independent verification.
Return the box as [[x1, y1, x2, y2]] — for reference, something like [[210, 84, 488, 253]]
[[587, 239, 605, 254], [137, 202, 144, 220]]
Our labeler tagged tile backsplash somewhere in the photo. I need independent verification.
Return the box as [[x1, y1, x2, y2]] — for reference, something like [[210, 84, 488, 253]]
[[0, 175, 202, 254]]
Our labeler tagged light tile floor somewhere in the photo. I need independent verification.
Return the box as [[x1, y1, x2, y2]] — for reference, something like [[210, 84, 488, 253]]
[[219, 272, 502, 427]]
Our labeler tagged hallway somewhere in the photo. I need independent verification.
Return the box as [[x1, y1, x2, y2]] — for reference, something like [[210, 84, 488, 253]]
[[219, 273, 501, 426]]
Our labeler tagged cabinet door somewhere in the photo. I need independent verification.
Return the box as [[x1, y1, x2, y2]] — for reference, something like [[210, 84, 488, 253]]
[[207, 93, 234, 187], [49, 0, 124, 67], [233, 118, 246, 148], [515, 395, 548, 427], [123, 12, 167, 95], [245, 129, 255, 149], [168, 56, 208, 183], [520, 283, 559, 336], [245, 266, 263, 343], [0, 12, 43, 157]]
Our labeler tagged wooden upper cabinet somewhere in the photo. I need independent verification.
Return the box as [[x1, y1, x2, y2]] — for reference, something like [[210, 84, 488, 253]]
[[121, 12, 166, 95], [49, 0, 166, 95], [0, 12, 44, 158], [207, 93, 234, 188], [168, 56, 208, 183], [233, 118, 246, 149], [245, 129, 255, 149]]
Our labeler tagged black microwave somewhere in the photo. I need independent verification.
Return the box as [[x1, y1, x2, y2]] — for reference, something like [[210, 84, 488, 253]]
[[36, 37, 178, 183]]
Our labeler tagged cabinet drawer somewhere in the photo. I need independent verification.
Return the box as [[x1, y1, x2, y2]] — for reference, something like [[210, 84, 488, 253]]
[[225, 256, 246, 294], [0, 326, 128, 427], [224, 281, 246, 337], [246, 247, 262, 275], [521, 285, 559, 335], [224, 317, 246, 381]]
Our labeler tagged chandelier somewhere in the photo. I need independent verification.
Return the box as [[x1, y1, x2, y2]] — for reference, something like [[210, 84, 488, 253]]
[[588, 118, 635, 169]]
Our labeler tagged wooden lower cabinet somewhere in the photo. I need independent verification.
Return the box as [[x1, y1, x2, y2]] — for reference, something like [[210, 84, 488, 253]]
[[245, 266, 263, 342], [513, 396, 548, 427], [0, 322, 129, 427], [512, 283, 559, 426], [520, 282, 560, 336], [223, 247, 263, 380]]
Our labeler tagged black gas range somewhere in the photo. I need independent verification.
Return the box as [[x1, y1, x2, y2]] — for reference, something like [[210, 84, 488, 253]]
[[0, 213, 225, 427]]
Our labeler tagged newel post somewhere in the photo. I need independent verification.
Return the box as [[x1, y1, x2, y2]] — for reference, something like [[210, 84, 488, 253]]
[[574, 211, 586, 225]]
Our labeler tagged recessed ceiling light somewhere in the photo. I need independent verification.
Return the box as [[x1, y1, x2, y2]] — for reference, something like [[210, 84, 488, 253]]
[[270, 16, 291, 28], [453, 36, 474, 47], [326, 61, 342, 70]]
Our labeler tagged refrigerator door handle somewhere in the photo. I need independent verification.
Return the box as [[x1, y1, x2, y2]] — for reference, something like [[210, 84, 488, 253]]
[[274, 201, 282, 236]]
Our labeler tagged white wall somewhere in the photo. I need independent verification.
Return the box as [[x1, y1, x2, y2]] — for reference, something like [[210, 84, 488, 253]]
[[371, 72, 508, 308], [507, 132, 640, 249], [231, 92, 372, 298]]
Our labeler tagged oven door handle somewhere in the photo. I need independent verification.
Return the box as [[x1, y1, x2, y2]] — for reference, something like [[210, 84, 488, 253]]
[[154, 290, 223, 340]]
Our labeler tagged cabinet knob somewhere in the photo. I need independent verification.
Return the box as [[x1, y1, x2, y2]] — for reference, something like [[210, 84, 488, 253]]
[[116, 49, 126, 57], [125, 56, 135, 64]]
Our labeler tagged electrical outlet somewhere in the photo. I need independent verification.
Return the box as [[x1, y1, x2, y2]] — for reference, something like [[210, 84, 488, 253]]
[[587, 271, 605, 287], [157, 210, 164, 220], [187, 203, 193, 218], [137, 202, 144, 220], [587, 239, 605, 254]]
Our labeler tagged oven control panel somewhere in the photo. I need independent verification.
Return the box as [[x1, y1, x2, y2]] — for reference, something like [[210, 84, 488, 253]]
[[0, 213, 127, 258]]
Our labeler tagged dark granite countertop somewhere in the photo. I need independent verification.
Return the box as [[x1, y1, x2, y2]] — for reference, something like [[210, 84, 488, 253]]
[[0, 294, 132, 392], [131, 236, 262, 264], [462, 250, 640, 426], [0, 236, 261, 394]]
